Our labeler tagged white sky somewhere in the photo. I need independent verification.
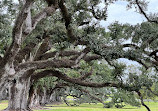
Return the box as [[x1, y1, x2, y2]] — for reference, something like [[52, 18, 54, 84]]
[[101, 0, 158, 27]]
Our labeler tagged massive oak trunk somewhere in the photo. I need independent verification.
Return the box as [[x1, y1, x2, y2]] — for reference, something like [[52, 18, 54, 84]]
[[4, 77, 31, 111]]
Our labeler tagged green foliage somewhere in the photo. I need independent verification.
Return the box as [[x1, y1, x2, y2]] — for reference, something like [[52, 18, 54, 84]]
[[0, 1, 15, 55], [34, 77, 58, 90], [112, 90, 140, 107], [111, 63, 126, 79], [108, 22, 131, 41], [0, 13, 12, 55], [153, 82, 158, 93]]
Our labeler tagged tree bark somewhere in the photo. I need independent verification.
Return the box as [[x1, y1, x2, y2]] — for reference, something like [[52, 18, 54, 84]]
[[0, 88, 8, 100], [0, 83, 7, 101], [4, 77, 31, 111]]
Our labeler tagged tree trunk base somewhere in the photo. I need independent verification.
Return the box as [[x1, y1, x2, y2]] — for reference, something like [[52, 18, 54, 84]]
[[3, 107, 33, 111], [29, 105, 49, 110]]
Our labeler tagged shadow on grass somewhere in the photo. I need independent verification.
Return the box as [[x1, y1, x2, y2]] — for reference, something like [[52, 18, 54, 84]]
[[46, 105, 139, 109], [121, 108, 138, 109]]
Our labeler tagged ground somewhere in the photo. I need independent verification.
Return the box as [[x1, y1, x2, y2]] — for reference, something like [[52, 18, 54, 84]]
[[0, 101, 158, 111]]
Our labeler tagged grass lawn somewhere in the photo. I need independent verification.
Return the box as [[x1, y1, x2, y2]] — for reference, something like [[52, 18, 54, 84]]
[[0, 101, 158, 111]]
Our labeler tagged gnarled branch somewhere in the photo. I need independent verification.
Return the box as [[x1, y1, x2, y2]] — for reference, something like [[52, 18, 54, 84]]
[[0, 0, 34, 67], [17, 59, 75, 72], [135, 0, 158, 24], [31, 69, 137, 92]]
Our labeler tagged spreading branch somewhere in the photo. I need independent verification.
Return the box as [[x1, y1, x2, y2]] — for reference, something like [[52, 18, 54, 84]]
[[31, 69, 137, 92], [72, 48, 90, 68], [14, 42, 36, 65], [34, 36, 51, 61], [147, 87, 158, 97], [135, 0, 158, 24], [122, 44, 140, 49], [41, 50, 81, 60], [17, 59, 75, 73], [78, 69, 93, 80], [59, 0, 77, 42], [31, 6, 57, 34]]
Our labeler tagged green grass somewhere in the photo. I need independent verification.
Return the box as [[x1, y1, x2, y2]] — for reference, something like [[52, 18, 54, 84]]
[[1, 101, 158, 111], [0, 100, 8, 110]]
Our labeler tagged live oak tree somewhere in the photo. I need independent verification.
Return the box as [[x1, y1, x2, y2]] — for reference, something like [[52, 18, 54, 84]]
[[0, 0, 158, 111]]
